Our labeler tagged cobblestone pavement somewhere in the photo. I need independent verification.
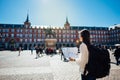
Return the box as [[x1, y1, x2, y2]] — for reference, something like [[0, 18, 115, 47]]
[[0, 50, 120, 80]]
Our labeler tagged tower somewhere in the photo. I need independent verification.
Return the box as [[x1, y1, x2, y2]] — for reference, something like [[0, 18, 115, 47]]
[[24, 14, 31, 28], [64, 16, 70, 29]]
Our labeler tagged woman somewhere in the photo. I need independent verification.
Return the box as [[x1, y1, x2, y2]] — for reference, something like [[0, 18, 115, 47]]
[[69, 29, 96, 80]]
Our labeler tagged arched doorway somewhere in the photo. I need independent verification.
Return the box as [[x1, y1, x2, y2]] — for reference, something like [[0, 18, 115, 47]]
[[34, 44, 36, 47], [29, 44, 32, 50], [67, 44, 69, 47], [24, 44, 27, 50], [19, 44, 23, 50], [38, 44, 40, 47], [0, 43, 5, 50], [9, 39, 16, 50]]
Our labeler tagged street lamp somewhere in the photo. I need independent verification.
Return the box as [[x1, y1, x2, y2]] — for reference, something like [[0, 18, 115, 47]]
[[75, 39, 81, 53]]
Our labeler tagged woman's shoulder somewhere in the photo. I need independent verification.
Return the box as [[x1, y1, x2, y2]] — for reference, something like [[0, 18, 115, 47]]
[[80, 43, 88, 50], [80, 42, 87, 47]]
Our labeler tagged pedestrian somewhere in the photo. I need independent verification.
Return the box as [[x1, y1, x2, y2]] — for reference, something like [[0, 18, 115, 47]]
[[109, 46, 112, 51], [69, 29, 96, 80], [18, 47, 21, 56], [60, 48, 64, 60], [60, 47, 68, 62], [113, 46, 120, 65], [35, 46, 39, 59], [31, 46, 34, 55], [39, 46, 43, 57]]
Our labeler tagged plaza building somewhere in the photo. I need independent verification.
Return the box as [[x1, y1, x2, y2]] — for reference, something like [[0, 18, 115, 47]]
[[0, 15, 120, 50], [0, 15, 78, 50], [109, 24, 120, 46]]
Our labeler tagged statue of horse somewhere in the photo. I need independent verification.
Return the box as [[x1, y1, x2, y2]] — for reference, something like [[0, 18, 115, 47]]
[[44, 28, 56, 38]]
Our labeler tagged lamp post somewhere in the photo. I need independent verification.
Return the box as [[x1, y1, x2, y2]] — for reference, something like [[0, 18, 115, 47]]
[[76, 39, 80, 53], [0, 33, 3, 50]]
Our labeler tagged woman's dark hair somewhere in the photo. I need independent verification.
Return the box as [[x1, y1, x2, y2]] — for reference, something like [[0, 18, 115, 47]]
[[80, 29, 90, 46]]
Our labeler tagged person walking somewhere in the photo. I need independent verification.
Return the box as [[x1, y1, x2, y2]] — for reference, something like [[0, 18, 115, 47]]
[[39, 46, 43, 57], [35, 46, 39, 59], [113, 46, 120, 65], [31, 46, 34, 55], [69, 29, 96, 80], [18, 47, 21, 56]]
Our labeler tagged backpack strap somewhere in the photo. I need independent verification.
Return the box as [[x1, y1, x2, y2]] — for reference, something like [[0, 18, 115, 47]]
[[83, 44, 91, 75], [83, 64, 88, 75]]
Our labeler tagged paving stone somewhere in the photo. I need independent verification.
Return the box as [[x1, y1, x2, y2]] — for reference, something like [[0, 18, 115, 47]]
[[0, 50, 120, 80], [0, 73, 53, 80]]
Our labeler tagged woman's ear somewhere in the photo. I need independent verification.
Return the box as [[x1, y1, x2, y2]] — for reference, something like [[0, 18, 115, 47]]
[[79, 36, 83, 42]]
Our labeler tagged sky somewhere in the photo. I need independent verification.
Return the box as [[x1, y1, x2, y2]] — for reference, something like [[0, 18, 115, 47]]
[[0, 0, 120, 27]]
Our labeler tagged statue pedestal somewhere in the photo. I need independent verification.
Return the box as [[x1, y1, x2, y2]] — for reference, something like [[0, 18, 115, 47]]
[[45, 39, 57, 49]]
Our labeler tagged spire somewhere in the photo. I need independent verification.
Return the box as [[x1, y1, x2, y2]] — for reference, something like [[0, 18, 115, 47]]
[[24, 13, 31, 28], [66, 16, 69, 24], [64, 16, 70, 29], [25, 14, 29, 22]]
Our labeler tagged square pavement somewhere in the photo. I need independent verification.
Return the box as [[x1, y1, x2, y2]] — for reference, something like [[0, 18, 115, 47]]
[[0, 50, 120, 80]]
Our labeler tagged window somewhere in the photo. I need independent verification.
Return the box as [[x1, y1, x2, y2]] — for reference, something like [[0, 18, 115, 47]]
[[29, 34, 32, 37], [34, 39, 36, 42], [71, 35, 73, 38], [30, 29, 32, 33], [59, 30, 61, 33], [63, 35, 65, 38], [38, 34, 41, 37], [20, 39, 23, 42], [71, 39, 73, 42], [63, 39, 65, 42], [42, 34, 45, 38], [2, 33, 5, 37], [34, 29, 36, 32], [55, 30, 57, 33], [90, 35, 93, 38], [67, 39, 69, 42], [59, 35, 61, 38], [25, 29, 28, 32], [25, 34, 28, 37], [17, 29, 20, 32], [25, 39, 27, 42], [3, 29, 5, 32], [67, 30, 69, 33], [71, 30, 73, 33], [30, 39, 32, 42], [11, 34, 14, 37], [38, 30, 41, 33], [20, 34, 23, 37], [6, 33, 9, 37], [59, 39, 61, 42], [20, 29, 23, 32], [67, 35, 69, 38], [74, 35, 76, 38], [37, 39, 41, 42], [5, 29, 9, 32], [11, 29, 14, 32], [17, 34, 19, 37], [2, 38, 5, 42], [18, 34, 23, 37], [63, 30, 66, 33], [33, 34, 36, 37]]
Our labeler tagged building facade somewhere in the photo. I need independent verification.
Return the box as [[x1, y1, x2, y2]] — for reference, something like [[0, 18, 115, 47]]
[[0, 15, 120, 50], [109, 25, 120, 45], [0, 16, 78, 50]]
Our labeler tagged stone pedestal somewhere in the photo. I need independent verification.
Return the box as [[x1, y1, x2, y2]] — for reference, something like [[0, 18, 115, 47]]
[[45, 39, 57, 49]]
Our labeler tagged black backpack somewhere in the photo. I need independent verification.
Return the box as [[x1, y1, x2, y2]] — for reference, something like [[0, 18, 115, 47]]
[[84, 45, 111, 78]]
